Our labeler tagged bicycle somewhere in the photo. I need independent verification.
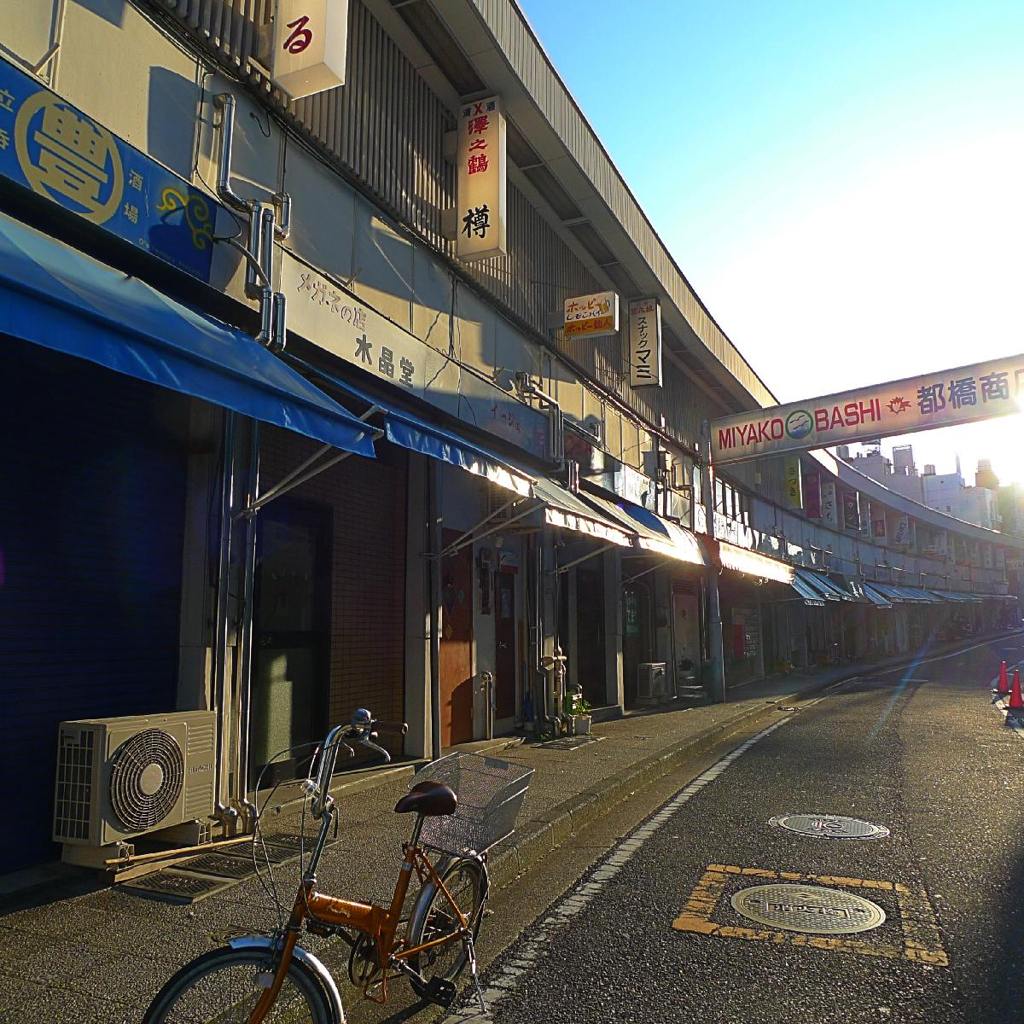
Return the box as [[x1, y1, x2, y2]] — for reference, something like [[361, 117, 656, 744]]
[[143, 709, 534, 1023]]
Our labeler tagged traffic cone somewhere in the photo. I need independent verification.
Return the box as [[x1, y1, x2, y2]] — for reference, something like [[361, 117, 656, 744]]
[[997, 661, 1010, 695], [1008, 670, 1024, 717]]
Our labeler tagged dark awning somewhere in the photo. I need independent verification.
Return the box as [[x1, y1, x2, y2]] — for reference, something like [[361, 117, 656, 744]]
[[292, 358, 533, 497], [0, 211, 376, 458]]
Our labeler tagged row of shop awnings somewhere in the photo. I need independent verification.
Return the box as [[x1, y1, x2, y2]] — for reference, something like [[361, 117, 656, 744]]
[[2, 209, 1018, 599]]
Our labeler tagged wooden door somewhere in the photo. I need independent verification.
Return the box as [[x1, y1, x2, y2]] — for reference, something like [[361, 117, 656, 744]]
[[495, 570, 517, 719], [440, 532, 474, 746]]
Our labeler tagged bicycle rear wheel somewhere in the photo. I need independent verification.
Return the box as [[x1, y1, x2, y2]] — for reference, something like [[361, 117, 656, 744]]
[[406, 856, 487, 995], [142, 946, 333, 1024]]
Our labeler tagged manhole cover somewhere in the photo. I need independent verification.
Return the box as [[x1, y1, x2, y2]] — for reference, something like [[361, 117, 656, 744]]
[[731, 883, 886, 935], [769, 814, 890, 840]]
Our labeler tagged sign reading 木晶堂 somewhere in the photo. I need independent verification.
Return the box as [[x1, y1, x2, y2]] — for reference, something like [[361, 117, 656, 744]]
[[271, 0, 350, 99], [0, 55, 219, 282], [282, 252, 549, 460], [564, 291, 619, 339], [456, 95, 506, 261], [628, 298, 662, 387], [711, 354, 1024, 464]]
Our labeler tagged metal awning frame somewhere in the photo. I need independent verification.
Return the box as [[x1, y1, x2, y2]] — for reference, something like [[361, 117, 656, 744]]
[[556, 542, 619, 575], [437, 496, 541, 559], [235, 406, 384, 518]]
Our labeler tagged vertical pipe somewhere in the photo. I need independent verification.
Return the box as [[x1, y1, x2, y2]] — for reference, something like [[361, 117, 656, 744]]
[[236, 420, 260, 824], [427, 460, 442, 760], [700, 420, 726, 703], [213, 411, 238, 821]]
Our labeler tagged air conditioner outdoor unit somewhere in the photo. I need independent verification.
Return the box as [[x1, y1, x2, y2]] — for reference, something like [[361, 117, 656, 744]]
[[53, 710, 217, 852], [636, 662, 667, 705]]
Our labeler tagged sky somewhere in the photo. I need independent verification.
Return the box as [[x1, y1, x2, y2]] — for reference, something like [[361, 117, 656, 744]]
[[517, 0, 1024, 485]]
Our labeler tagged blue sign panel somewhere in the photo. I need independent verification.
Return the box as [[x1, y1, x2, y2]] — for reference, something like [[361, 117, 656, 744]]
[[0, 57, 219, 282]]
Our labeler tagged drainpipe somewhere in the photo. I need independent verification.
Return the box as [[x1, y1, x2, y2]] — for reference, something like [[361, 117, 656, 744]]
[[234, 421, 260, 827], [700, 420, 726, 703], [427, 460, 442, 760], [212, 411, 239, 828]]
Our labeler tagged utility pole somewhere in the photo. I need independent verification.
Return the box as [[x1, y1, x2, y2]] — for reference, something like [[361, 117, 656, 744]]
[[701, 420, 727, 703]]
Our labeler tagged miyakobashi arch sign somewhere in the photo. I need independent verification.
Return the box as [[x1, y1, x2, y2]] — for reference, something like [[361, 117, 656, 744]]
[[711, 354, 1024, 465]]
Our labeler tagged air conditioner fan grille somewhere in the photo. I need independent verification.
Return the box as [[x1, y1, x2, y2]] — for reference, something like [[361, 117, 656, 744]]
[[109, 728, 184, 832]]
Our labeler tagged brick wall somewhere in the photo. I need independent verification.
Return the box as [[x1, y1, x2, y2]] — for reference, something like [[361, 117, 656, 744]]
[[260, 426, 408, 743]]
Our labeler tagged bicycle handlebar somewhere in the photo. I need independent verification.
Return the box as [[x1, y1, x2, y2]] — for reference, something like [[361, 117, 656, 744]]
[[305, 710, 409, 818]]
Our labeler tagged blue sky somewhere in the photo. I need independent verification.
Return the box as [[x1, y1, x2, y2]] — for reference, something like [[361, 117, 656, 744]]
[[518, 0, 1024, 484]]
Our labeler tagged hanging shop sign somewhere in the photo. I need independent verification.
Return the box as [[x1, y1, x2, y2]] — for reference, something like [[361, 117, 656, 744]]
[[894, 516, 911, 545], [802, 470, 822, 518], [784, 458, 803, 510], [842, 490, 861, 531], [564, 291, 619, 339], [820, 481, 838, 527], [282, 252, 549, 459], [0, 55, 220, 282], [456, 95, 507, 261], [271, 0, 350, 98], [628, 298, 662, 388], [871, 511, 887, 539], [711, 353, 1024, 464]]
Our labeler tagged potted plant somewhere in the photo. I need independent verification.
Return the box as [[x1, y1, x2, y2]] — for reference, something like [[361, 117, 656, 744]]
[[573, 697, 593, 736]]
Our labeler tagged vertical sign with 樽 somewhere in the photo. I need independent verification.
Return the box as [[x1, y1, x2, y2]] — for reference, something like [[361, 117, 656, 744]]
[[456, 95, 506, 261], [271, 0, 349, 99], [784, 458, 803, 509], [628, 298, 662, 387]]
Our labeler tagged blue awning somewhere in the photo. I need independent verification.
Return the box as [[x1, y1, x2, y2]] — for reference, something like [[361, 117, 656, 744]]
[[579, 490, 704, 566], [292, 358, 534, 497], [0, 211, 376, 458]]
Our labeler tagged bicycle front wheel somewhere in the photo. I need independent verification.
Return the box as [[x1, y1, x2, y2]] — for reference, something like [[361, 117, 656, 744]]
[[406, 856, 488, 995], [142, 945, 333, 1024]]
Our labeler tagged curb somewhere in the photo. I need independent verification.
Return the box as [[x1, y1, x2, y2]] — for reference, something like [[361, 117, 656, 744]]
[[483, 631, 1016, 891]]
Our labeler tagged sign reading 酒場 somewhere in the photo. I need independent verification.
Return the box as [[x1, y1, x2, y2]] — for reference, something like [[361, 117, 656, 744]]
[[628, 298, 662, 387], [711, 354, 1024, 464], [0, 55, 218, 282], [456, 95, 506, 261], [564, 291, 619, 340]]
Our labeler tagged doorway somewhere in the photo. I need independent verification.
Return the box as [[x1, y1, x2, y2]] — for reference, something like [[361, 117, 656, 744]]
[[250, 500, 331, 787], [440, 530, 474, 746], [576, 564, 606, 707], [494, 570, 517, 721]]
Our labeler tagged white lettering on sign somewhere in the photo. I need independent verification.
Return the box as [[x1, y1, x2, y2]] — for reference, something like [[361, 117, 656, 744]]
[[456, 95, 507, 261], [629, 298, 662, 388], [711, 353, 1024, 464], [271, 0, 349, 99]]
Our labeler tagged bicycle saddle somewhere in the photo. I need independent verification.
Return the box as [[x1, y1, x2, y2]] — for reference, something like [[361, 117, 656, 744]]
[[394, 780, 457, 817]]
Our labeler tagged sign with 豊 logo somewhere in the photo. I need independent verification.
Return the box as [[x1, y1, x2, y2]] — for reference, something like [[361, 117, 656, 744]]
[[564, 291, 619, 340], [711, 353, 1024, 465], [628, 297, 662, 388], [0, 55, 219, 282], [456, 95, 506, 261], [271, 0, 349, 99]]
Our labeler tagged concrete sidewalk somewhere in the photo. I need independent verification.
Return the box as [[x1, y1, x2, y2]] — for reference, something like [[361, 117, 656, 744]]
[[0, 635, 1011, 1024]]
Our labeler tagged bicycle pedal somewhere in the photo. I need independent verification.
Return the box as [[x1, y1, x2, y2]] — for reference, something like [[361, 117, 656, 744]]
[[422, 977, 458, 1008]]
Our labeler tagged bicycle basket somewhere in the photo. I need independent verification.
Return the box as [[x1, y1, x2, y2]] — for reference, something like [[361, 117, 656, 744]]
[[411, 752, 534, 857]]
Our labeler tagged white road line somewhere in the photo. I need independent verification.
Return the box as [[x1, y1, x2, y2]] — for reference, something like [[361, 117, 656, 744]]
[[442, 717, 793, 1023]]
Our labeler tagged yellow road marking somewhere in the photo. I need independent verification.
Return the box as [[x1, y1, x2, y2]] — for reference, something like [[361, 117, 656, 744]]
[[673, 864, 949, 967]]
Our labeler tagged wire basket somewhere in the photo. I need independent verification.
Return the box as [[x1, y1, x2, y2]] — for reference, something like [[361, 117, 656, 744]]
[[412, 752, 534, 858]]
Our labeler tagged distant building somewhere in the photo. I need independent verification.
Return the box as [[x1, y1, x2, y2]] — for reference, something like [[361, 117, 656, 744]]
[[846, 446, 1000, 529]]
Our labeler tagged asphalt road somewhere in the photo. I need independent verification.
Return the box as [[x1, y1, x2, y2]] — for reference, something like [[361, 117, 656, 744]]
[[431, 633, 1024, 1024]]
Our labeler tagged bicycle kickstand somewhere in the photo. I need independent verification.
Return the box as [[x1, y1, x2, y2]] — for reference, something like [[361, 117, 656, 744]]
[[463, 932, 487, 1014]]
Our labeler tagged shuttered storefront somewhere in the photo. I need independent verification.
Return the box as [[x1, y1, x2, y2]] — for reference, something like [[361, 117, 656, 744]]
[[0, 343, 188, 874]]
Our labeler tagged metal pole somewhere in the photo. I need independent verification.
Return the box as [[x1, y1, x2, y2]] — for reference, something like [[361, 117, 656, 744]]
[[700, 420, 726, 703], [427, 460, 442, 760]]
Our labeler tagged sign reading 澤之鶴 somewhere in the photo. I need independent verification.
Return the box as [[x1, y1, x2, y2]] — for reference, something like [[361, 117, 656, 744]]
[[711, 354, 1024, 464]]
